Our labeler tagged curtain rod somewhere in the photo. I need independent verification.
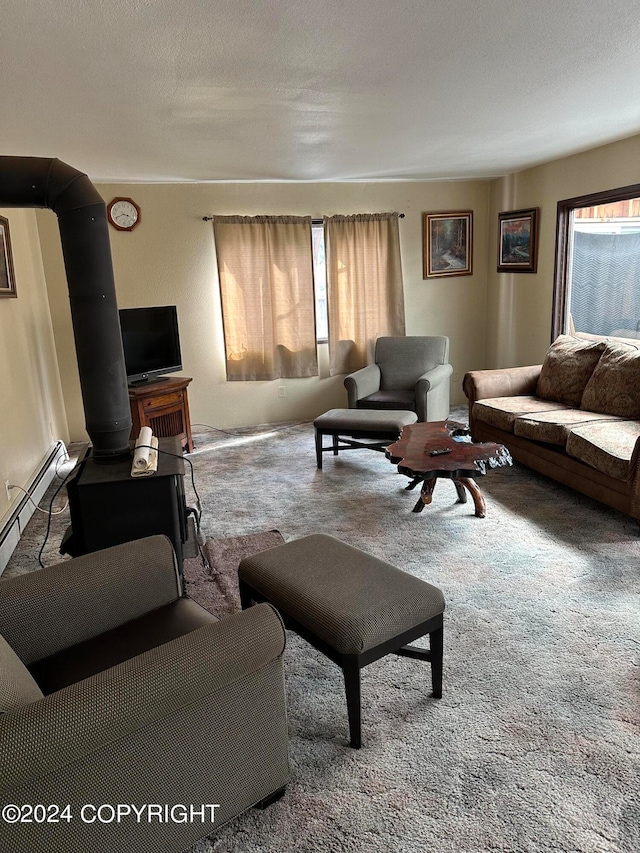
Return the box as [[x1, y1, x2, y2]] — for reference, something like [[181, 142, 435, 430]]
[[202, 213, 405, 222]]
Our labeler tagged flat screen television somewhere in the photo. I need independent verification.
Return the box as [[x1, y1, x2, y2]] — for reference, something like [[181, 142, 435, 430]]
[[119, 305, 182, 385]]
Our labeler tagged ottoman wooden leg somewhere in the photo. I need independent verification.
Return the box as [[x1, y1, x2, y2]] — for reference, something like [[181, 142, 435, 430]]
[[429, 624, 443, 699], [394, 614, 444, 699], [239, 578, 253, 610], [342, 656, 362, 749], [257, 785, 287, 809], [315, 429, 323, 469]]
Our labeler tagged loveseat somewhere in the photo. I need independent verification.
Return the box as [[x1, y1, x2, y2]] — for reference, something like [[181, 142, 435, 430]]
[[463, 333, 640, 523], [0, 535, 289, 853]]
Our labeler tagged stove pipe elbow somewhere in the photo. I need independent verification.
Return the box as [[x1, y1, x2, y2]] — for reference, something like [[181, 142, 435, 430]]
[[0, 156, 132, 461]]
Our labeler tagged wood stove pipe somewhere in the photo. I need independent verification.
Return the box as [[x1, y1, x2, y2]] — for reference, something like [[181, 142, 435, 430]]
[[0, 156, 132, 461]]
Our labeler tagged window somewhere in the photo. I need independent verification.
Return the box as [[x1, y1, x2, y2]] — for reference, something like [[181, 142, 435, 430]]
[[324, 213, 405, 375], [311, 221, 328, 342], [212, 215, 319, 381], [553, 184, 640, 339], [211, 212, 404, 380]]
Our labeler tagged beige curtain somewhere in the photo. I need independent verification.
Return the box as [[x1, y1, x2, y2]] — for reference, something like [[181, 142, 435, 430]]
[[212, 215, 318, 381], [325, 213, 405, 376]]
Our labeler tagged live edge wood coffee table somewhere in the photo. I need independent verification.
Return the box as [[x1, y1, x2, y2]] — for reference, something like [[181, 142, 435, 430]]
[[385, 420, 512, 518]]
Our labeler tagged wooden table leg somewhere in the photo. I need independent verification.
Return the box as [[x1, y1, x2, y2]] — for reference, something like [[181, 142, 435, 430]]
[[413, 479, 436, 513], [455, 477, 486, 518], [405, 475, 422, 491], [453, 481, 467, 504]]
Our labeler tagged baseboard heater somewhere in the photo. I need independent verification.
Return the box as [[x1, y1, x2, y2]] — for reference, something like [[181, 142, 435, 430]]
[[0, 440, 68, 575]]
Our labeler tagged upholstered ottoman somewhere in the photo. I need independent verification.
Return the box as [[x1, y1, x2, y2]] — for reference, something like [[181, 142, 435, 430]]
[[313, 408, 418, 469], [238, 533, 445, 748]]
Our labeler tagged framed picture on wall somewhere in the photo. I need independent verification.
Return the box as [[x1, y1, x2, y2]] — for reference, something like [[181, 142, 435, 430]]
[[497, 207, 539, 273], [0, 216, 17, 298], [423, 211, 473, 278]]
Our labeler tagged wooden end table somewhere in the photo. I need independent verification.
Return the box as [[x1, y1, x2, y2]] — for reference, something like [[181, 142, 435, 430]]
[[128, 376, 194, 453], [385, 420, 512, 518]]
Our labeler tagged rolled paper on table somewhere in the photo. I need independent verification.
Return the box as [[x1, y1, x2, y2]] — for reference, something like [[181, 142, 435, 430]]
[[131, 434, 158, 477], [133, 426, 153, 469]]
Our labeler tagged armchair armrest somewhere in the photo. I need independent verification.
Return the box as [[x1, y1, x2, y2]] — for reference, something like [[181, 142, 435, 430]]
[[414, 363, 453, 421], [416, 363, 453, 393], [0, 603, 289, 851], [344, 364, 381, 407], [0, 536, 181, 664]]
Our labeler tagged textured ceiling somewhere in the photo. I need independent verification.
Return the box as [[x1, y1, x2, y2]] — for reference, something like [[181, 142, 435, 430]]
[[2, 0, 640, 182]]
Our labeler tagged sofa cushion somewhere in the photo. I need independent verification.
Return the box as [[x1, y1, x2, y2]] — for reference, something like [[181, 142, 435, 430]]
[[566, 420, 640, 481], [580, 341, 640, 418], [514, 410, 624, 446], [0, 634, 43, 713], [536, 334, 606, 407], [473, 396, 569, 434]]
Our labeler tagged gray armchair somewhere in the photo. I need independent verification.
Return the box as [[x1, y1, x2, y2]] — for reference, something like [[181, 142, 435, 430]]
[[344, 336, 452, 422], [0, 535, 289, 853]]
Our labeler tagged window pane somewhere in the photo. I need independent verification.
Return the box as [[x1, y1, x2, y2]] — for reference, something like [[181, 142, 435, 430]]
[[312, 223, 328, 341], [568, 198, 640, 338]]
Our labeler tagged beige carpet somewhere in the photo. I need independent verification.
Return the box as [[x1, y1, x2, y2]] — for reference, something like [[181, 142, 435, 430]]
[[4, 417, 639, 853]]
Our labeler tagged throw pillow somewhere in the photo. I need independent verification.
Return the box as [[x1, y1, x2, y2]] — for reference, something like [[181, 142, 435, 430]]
[[536, 335, 606, 407], [581, 341, 640, 418], [0, 634, 43, 714]]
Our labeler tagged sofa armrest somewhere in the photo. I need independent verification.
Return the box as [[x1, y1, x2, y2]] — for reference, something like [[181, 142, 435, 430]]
[[0, 536, 181, 665], [0, 603, 289, 851], [344, 364, 381, 406], [629, 437, 640, 514], [463, 365, 542, 436], [463, 365, 542, 403]]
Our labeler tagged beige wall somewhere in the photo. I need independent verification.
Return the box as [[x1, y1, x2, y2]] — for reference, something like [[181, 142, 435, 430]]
[[33, 131, 640, 441], [0, 208, 68, 519], [487, 133, 640, 368], [37, 181, 490, 437]]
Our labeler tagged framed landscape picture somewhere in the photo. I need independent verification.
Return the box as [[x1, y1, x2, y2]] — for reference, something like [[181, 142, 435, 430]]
[[497, 207, 539, 273], [424, 211, 473, 278], [0, 216, 16, 298]]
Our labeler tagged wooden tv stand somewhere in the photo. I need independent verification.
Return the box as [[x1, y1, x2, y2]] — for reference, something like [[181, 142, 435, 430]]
[[128, 376, 194, 452]]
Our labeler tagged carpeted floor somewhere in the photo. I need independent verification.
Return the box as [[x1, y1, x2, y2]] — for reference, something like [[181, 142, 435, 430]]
[[4, 413, 640, 852], [183, 529, 284, 618]]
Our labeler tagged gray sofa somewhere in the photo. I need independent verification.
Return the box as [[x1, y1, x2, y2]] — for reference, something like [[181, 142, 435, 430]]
[[0, 535, 289, 853], [463, 333, 640, 523]]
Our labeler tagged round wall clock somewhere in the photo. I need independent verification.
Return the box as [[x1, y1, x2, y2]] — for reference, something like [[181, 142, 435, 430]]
[[107, 197, 141, 231]]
